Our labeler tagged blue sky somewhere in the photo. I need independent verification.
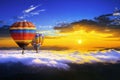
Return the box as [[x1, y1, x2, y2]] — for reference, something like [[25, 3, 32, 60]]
[[0, 0, 120, 29]]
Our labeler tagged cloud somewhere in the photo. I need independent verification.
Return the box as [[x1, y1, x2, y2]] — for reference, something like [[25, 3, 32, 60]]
[[0, 49, 120, 70], [16, 4, 45, 20], [23, 5, 41, 13], [40, 46, 69, 51], [54, 21, 120, 38], [30, 9, 46, 16], [0, 20, 5, 25]]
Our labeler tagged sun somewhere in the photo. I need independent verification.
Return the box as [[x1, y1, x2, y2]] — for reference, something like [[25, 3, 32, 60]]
[[78, 40, 82, 44]]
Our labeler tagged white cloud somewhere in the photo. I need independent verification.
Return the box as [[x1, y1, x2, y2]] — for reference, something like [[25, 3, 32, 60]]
[[30, 9, 46, 16], [16, 4, 45, 20], [0, 49, 120, 70], [24, 5, 41, 13]]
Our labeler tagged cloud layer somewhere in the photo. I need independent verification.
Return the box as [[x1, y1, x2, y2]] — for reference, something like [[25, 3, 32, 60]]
[[0, 49, 120, 70]]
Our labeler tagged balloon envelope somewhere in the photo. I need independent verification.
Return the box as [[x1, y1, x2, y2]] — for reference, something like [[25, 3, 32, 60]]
[[31, 33, 43, 44], [10, 21, 36, 49]]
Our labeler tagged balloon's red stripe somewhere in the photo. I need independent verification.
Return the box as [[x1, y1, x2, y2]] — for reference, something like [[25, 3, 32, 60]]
[[11, 33, 35, 40]]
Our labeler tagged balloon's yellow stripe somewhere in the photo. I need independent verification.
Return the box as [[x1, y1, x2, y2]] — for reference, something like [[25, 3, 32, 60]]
[[15, 40, 32, 42], [10, 27, 36, 30]]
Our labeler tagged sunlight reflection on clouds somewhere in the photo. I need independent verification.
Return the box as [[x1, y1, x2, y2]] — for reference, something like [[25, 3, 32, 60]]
[[0, 49, 120, 70]]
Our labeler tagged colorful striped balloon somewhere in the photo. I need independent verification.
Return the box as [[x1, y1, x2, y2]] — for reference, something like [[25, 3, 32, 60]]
[[10, 21, 36, 49], [34, 33, 44, 44]]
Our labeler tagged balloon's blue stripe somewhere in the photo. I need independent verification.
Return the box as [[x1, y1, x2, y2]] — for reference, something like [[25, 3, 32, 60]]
[[10, 30, 36, 33]]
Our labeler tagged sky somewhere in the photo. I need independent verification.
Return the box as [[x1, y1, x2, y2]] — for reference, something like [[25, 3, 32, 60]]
[[0, 0, 120, 51], [0, 0, 120, 28]]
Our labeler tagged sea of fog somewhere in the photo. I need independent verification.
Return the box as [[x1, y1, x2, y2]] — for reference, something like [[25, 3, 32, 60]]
[[0, 49, 120, 70]]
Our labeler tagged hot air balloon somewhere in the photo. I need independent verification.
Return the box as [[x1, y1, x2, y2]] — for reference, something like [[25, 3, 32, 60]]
[[9, 21, 36, 54], [31, 33, 44, 53]]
